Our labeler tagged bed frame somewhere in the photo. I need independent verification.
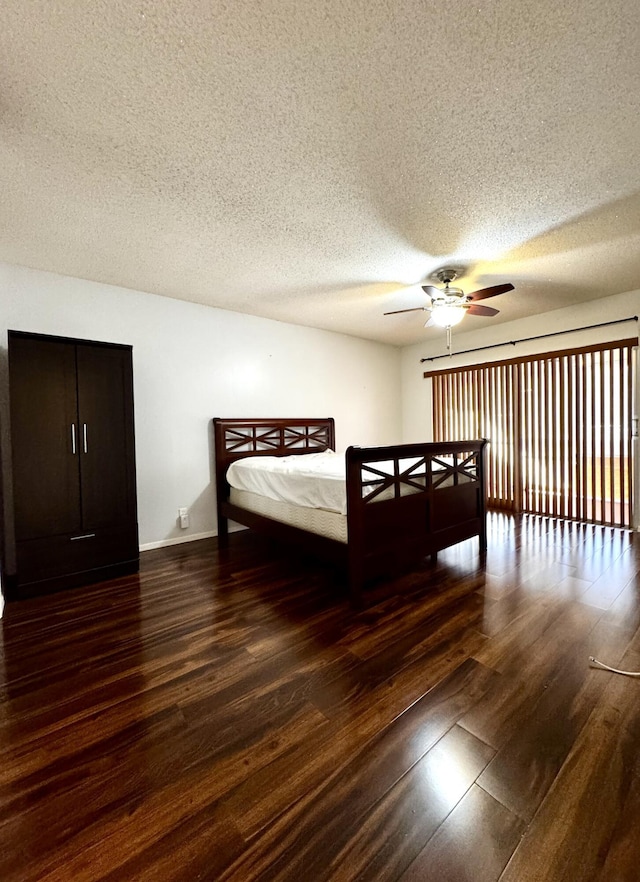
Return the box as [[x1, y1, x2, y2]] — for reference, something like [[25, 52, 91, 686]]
[[213, 418, 488, 605]]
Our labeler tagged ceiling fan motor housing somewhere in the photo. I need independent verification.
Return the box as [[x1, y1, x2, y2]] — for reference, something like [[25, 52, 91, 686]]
[[439, 287, 464, 302], [434, 269, 465, 302]]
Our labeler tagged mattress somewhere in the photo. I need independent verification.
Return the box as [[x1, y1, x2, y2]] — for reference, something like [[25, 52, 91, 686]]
[[227, 452, 347, 513], [227, 451, 470, 518], [229, 487, 348, 543]]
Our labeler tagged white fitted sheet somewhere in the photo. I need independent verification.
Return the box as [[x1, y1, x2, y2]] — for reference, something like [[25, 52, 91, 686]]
[[227, 452, 347, 514]]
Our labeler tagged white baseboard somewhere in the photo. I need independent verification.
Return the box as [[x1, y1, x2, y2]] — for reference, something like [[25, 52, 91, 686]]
[[140, 530, 216, 551], [139, 524, 245, 552]]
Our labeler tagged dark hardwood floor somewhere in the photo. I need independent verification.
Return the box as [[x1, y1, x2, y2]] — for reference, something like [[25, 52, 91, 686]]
[[1, 513, 640, 881]]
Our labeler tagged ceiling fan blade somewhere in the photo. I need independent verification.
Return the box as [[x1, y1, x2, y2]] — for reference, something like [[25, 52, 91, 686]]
[[421, 285, 440, 300], [384, 306, 426, 315], [466, 283, 514, 301], [466, 304, 500, 317]]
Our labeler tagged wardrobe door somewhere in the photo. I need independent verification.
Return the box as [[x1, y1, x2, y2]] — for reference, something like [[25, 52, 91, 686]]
[[9, 335, 82, 540], [76, 344, 136, 530]]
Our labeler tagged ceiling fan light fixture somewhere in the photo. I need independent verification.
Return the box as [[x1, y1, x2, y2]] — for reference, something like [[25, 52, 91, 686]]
[[429, 303, 465, 328]]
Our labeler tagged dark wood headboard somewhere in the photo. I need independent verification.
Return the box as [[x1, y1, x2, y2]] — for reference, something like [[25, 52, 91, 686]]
[[213, 417, 335, 502]]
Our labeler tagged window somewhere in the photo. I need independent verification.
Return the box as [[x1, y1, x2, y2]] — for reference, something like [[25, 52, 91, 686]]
[[428, 340, 636, 528]]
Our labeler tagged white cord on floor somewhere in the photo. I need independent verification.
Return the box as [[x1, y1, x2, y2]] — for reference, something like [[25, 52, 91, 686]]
[[589, 656, 640, 678]]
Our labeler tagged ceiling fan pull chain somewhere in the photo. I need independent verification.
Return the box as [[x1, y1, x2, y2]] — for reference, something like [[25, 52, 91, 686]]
[[447, 326, 453, 356]]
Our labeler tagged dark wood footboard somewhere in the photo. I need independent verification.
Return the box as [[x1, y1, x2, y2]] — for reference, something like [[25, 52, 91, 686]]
[[213, 418, 487, 605], [344, 440, 487, 604]]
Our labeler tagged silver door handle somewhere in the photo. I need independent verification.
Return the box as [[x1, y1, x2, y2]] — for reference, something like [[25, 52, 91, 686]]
[[71, 423, 77, 455], [83, 423, 88, 453]]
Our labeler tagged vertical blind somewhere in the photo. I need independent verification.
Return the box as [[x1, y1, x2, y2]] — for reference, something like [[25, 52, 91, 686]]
[[430, 339, 636, 528]]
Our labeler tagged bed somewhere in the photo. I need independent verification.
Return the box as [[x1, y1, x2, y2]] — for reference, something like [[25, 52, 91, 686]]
[[213, 418, 488, 605]]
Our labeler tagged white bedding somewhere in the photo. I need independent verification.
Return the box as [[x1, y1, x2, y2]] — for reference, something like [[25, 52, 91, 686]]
[[227, 452, 348, 514], [224, 450, 457, 516]]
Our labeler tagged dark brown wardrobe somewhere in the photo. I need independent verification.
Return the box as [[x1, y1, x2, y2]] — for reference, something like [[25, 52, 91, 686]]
[[7, 331, 138, 596]]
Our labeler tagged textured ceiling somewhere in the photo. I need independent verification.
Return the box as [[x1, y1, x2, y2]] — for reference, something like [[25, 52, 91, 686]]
[[1, 0, 639, 347]]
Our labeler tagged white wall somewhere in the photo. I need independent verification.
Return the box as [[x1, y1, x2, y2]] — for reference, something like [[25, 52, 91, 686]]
[[401, 289, 640, 443], [0, 262, 402, 560]]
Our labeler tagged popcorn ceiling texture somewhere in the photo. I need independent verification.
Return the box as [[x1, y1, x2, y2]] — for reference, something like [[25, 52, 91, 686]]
[[0, 0, 639, 346]]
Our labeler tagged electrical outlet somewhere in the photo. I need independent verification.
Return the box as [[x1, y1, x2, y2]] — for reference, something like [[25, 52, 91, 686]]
[[178, 507, 189, 529]]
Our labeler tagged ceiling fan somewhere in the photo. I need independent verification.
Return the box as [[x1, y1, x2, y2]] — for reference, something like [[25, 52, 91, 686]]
[[384, 269, 514, 329]]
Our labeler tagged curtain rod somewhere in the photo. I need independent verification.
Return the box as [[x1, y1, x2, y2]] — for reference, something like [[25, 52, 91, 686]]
[[420, 316, 639, 363]]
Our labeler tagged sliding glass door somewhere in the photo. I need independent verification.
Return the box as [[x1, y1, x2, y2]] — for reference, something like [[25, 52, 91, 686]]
[[430, 340, 636, 528]]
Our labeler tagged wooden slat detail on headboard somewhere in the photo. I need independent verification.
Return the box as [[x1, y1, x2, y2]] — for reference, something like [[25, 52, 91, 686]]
[[214, 418, 334, 459]]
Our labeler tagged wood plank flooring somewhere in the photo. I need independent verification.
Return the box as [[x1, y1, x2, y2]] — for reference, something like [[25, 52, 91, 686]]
[[1, 513, 640, 881]]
